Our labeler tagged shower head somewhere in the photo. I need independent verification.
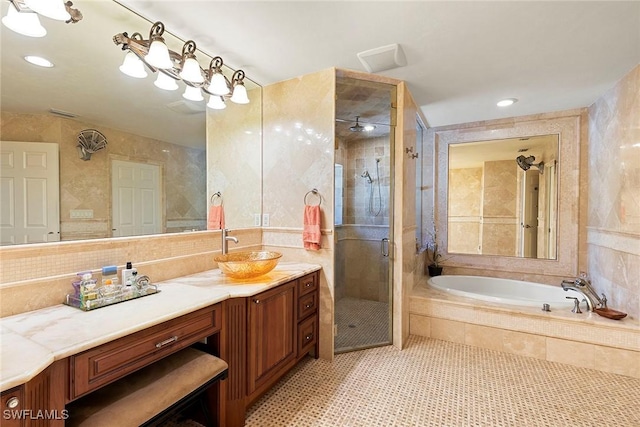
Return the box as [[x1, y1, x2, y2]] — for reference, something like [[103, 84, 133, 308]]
[[361, 170, 373, 183], [516, 155, 544, 174], [350, 116, 365, 132]]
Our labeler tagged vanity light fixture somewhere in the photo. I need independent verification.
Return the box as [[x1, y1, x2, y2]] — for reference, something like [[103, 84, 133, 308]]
[[113, 20, 250, 109], [2, 0, 81, 37], [497, 98, 518, 107]]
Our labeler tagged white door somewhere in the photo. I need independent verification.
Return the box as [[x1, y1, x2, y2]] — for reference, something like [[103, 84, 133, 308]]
[[0, 141, 60, 245], [521, 170, 539, 258], [111, 160, 161, 237]]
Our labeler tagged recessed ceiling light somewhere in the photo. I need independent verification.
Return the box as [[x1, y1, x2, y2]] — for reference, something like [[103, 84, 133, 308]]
[[24, 55, 53, 68], [497, 98, 517, 107]]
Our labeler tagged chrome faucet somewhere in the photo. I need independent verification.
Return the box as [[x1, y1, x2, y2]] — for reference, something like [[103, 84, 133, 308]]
[[221, 228, 238, 255], [561, 276, 605, 312]]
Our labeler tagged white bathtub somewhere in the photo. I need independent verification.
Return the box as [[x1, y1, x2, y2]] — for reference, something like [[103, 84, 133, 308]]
[[428, 275, 575, 309]]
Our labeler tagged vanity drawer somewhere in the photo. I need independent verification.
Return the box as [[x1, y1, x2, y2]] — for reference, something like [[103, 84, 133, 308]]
[[297, 291, 317, 322], [297, 315, 317, 357], [297, 272, 318, 297], [70, 304, 221, 400]]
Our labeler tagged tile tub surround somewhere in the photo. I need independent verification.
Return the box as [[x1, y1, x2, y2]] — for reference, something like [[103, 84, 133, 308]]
[[0, 262, 321, 392], [0, 228, 262, 317], [410, 281, 640, 379]]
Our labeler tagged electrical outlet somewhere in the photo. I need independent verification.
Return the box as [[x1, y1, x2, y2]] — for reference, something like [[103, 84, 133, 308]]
[[254, 214, 261, 226], [262, 213, 270, 227]]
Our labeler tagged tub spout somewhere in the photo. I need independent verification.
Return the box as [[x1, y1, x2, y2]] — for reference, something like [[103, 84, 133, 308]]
[[561, 280, 596, 311]]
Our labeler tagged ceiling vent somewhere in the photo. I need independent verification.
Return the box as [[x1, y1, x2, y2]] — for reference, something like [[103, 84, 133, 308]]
[[357, 43, 407, 73], [49, 108, 77, 118]]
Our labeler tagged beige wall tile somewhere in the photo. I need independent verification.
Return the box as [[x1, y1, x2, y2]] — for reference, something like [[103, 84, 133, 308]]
[[503, 330, 546, 360], [409, 314, 431, 337], [465, 324, 504, 352], [546, 337, 595, 369], [594, 346, 640, 379], [430, 318, 465, 344]]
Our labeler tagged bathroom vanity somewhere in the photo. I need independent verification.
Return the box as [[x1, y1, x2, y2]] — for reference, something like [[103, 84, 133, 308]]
[[0, 263, 321, 427]]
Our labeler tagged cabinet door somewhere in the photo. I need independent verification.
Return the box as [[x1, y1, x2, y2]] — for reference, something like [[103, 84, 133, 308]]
[[247, 281, 296, 395]]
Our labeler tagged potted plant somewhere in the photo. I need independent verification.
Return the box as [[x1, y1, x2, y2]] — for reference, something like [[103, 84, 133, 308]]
[[425, 230, 447, 277]]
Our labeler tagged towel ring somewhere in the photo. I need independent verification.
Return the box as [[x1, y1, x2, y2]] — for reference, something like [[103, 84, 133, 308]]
[[304, 189, 321, 206], [210, 192, 223, 206]]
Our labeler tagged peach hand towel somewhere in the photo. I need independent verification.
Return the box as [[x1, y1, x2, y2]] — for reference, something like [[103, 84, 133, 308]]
[[207, 205, 225, 230], [303, 205, 322, 251]]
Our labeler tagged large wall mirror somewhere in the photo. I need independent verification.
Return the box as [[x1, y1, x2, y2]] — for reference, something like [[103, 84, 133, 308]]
[[448, 134, 559, 259], [0, 0, 261, 246], [434, 115, 580, 279]]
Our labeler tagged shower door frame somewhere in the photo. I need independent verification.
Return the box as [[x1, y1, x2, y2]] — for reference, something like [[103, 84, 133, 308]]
[[333, 76, 396, 354]]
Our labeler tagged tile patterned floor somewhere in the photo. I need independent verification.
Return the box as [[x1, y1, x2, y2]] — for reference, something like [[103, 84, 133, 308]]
[[244, 336, 640, 427], [334, 297, 390, 352]]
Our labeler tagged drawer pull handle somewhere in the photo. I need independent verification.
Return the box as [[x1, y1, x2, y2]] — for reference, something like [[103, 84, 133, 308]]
[[254, 299, 260, 304], [6, 397, 19, 409], [155, 335, 178, 348], [305, 282, 312, 288], [305, 334, 313, 341], [305, 303, 312, 309]]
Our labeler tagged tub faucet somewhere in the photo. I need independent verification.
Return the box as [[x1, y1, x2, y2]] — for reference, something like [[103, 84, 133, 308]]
[[221, 228, 238, 255], [561, 276, 604, 312]]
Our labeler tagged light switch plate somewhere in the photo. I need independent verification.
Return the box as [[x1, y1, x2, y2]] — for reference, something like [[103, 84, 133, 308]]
[[262, 213, 270, 227], [254, 214, 261, 226]]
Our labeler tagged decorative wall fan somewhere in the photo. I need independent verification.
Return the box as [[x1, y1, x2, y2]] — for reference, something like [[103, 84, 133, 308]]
[[77, 129, 107, 161]]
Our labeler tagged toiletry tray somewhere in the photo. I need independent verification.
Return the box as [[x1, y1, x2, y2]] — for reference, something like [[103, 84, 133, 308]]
[[65, 283, 160, 311]]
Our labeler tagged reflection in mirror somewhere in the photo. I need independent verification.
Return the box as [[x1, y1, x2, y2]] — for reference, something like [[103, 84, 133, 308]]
[[447, 134, 559, 259], [0, 0, 261, 245]]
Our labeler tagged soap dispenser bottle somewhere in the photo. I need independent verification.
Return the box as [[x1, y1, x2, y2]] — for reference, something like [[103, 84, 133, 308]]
[[122, 262, 135, 286]]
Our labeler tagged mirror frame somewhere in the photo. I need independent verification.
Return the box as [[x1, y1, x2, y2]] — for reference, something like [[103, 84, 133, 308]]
[[433, 114, 581, 279]]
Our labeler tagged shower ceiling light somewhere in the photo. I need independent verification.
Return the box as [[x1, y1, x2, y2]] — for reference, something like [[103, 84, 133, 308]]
[[114, 21, 250, 109]]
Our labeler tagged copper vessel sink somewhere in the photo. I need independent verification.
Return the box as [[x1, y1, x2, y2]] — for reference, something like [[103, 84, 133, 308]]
[[214, 251, 282, 279]]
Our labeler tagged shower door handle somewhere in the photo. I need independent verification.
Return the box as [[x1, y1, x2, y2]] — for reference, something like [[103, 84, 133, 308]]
[[381, 238, 389, 257]]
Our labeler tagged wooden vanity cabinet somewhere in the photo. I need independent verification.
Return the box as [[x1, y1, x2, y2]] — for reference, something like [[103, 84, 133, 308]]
[[69, 304, 221, 400], [247, 280, 297, 399], [221, 271, 320, 427]]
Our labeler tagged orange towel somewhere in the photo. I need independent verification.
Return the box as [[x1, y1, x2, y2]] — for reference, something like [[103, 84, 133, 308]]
[[303, 205, 322, 251], [207, 205, 225, 230]]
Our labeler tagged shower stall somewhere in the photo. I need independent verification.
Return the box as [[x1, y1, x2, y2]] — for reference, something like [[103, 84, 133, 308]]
[[334, 77, 395, 353]]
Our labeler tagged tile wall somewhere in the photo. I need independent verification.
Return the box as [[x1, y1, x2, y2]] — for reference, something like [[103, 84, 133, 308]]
[[261, 69, 336, 359], [0, 229, 262, 317], [587, 64, 640, 319]]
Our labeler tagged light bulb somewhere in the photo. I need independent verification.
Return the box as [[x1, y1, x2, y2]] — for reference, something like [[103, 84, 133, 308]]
[[207, 72, 229, 96], [154, 72, 178, 91], [2, 3, 46, 37], [119, 52, 147, 79], [179, 56, 204, 83], [145, 39, 173, 69], [25, 0, 70, 21], [207, 95, 226, 110], [183, 85, 204, 102], [230, 83, 249, 104]]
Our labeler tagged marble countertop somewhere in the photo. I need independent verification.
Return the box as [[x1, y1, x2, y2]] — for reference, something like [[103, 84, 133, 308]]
[[0, 262, 320, 392]]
